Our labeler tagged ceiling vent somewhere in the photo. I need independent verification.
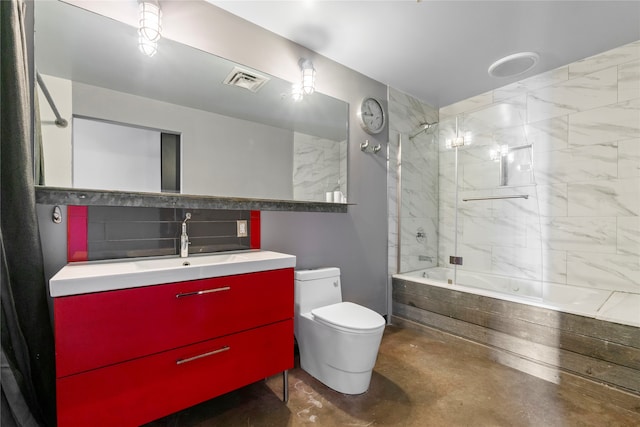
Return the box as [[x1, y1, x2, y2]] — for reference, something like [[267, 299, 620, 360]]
[[488, 52, 539, 78], [223, 67, 270, 92]]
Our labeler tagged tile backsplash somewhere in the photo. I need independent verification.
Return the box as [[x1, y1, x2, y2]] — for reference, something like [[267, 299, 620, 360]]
[[72, 206, 255, 261]]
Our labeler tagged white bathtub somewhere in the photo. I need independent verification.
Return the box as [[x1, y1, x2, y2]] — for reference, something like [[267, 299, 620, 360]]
[[393, 267, 640, 328]]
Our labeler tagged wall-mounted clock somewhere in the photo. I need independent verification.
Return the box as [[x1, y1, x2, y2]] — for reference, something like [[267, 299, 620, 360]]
[[358, 97, 386, 135]]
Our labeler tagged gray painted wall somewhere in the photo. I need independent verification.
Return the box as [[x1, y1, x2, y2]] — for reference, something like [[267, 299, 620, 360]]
[[169, 3, 390, 314], [38, 1, 390, 315]]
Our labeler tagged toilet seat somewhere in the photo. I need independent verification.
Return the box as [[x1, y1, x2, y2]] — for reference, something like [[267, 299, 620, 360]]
[[311, 302, 385, 333]]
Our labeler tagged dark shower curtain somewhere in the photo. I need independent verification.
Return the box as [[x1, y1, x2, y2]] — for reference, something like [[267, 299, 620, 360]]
[[1, 0, 57, 425]]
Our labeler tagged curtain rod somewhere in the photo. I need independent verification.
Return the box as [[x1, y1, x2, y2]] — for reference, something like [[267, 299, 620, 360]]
[[36, 71, 68, 128]]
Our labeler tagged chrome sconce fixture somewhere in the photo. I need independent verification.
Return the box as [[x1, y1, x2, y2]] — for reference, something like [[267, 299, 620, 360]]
[[138, 0, 162, 57], [445, 136, 466, 149], [299, 58, 316, 95], [445, 117, 469, 149]]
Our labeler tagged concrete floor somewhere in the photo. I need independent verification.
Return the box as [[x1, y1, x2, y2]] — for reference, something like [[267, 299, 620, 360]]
[[146, 325, 640, 426]]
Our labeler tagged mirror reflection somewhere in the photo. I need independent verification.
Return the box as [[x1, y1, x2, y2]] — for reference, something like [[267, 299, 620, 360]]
[[34, 1, 348, 202]]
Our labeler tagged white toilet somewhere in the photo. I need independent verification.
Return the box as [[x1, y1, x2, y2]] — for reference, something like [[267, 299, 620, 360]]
[[294, 267, 386, 394]]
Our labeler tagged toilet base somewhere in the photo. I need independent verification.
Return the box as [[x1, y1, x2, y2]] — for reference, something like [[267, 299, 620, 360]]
[[296, 313, 383, 395], [300, 354, 373, 395]]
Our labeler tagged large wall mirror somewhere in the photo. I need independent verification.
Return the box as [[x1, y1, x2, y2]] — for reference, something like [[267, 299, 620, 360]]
[[34, 1, 348, 203]]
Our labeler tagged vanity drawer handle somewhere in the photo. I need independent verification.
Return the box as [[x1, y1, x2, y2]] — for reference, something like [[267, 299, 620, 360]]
[[176, 345, 230, 365], [175, 286, 231, 298]]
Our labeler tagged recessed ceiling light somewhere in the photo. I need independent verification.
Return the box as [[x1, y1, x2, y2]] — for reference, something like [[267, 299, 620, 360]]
[[488, 52, 539, 78]]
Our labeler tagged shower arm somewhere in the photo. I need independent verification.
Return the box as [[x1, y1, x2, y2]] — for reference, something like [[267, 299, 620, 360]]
[[408, 122, 436, 140]]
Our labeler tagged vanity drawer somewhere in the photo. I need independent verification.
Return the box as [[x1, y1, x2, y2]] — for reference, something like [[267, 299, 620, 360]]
[[54, 268, 293, 377], [57, 319, 293, 427]]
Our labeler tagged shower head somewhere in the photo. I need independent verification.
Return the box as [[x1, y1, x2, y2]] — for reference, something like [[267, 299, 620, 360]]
[[409, 122, 437, 140]]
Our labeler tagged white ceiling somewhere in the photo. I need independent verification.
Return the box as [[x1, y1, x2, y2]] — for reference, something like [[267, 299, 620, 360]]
[[210, 1, 640, 108]]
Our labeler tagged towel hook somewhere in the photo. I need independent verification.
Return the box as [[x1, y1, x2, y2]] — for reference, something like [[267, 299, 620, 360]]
[[52, 206, 62, 224], [360, 139, 381, 154]]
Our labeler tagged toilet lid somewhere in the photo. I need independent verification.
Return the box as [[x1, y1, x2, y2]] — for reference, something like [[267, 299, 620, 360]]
[[311, 302, 385, 332]]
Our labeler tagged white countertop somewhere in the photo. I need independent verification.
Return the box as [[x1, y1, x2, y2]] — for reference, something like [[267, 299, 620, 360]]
[[49, 250, 296, 297]]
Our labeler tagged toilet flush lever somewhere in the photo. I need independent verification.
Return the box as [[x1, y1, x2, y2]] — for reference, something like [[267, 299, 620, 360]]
[[333, 281, 339, 287]]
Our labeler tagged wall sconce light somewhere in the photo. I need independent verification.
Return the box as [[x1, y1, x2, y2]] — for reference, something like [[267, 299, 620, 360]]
[[299, 58, 316, 95], [445, 117, 468, 149], [138, 0, 162, 57], [291, 82, 304, 102], [445, 136, 465, 149]]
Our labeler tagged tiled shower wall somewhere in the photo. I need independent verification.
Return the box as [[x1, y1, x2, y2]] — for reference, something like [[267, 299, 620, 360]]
[[387, 88, 439, 278], [438, 40, 640, 294], [78, 207, 253, 261]]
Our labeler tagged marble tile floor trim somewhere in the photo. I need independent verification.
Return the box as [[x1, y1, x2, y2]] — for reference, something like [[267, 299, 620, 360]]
[[145, 325, 640, 426]]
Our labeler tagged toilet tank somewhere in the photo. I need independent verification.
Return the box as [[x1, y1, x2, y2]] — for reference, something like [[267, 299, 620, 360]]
[[294, 267, 342, 314]]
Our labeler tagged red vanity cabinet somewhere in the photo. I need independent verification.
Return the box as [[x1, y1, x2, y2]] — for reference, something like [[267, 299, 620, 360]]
[[53, 268, 294, 427]]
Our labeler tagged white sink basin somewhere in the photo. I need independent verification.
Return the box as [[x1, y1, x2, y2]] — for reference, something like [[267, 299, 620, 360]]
[[49, 250, 296, 297], [133, 253, 250, 270]]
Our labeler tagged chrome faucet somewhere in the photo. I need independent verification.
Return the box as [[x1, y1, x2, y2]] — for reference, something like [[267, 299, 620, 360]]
[[180, 213, 191, 258]]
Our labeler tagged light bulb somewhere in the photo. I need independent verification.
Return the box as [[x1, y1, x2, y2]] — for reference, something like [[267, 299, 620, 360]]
[[138, 35, 158, 57], [301, 68, 315, 95], [291, 83, 304, 102], [138, 1, 162, 57]]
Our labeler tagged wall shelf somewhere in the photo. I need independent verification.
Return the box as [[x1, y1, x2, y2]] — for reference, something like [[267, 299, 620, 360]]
[[35, 187, 350, 213]]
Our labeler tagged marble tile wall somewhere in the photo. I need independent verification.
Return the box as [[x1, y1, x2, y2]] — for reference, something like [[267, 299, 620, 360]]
[[292, 133, 347, 202], [387, 87, 439, 280], [438, 40, 640, 294]]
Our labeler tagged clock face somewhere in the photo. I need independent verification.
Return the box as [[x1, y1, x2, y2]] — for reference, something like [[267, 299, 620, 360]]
[[359, 98, 385, 134]]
